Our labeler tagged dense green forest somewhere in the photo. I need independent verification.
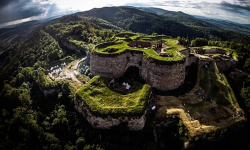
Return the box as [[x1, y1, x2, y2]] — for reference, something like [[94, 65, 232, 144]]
[[0, 17, 119, 149], [0, 6, 250, 150]]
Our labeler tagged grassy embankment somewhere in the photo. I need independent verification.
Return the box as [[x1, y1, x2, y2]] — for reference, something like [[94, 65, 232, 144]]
[[200, 66, 237, 105], [76, 76, 151, 116], [153, 65, 245, 140], [93, 35, 186, 62]]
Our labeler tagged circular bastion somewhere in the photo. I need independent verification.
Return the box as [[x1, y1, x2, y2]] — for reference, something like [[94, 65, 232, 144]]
[[90, 36, 188, 91]]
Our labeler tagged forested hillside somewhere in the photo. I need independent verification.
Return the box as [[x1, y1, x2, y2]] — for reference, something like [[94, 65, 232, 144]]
[[138, 7, 216, 28], [0, 16, 119, 149], [81, 7, 203, 38], [81, 7, 250, 44]]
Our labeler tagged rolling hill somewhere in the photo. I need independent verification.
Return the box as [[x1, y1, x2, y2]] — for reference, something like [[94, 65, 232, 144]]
[[79, 6, 250, 44], [194, 16, 250, 37], [80, 7, 204, 38]]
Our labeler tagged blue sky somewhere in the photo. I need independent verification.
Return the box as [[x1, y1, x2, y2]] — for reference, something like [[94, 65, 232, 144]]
[[0, 0, 250, 28]]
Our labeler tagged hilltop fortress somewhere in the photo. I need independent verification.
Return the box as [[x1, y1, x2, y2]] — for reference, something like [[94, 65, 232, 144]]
[[90, 35, 195, 91], [75, 34, 238, 131], [89, 35, 235, 91]]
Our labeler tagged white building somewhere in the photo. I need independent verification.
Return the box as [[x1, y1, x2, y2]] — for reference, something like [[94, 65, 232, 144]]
[[74, 70, 79, 77]]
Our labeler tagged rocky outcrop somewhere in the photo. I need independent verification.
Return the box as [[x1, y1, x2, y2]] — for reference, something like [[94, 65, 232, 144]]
[[62, 41, 81, 53], [61, 40, 88, 56], [38, 85, 61, 97]]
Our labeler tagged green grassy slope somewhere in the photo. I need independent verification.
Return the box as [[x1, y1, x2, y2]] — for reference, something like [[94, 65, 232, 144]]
[[94, 35, 186, 62], [76, 76, 151, 116], [200, 66, 237, 105]]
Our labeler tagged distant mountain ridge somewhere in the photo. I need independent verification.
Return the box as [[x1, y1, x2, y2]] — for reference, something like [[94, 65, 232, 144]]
[[139, 7, 250, 37], [138, 7, 216, 28], [79, 6, 203, 38], [78, 6, 250, 43], [193, 15, 250, 37], [1, 6, 250, 52]]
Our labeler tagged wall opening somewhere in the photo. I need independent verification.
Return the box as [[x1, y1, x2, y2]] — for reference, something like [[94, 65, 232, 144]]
[[117, 66, 145, 85]]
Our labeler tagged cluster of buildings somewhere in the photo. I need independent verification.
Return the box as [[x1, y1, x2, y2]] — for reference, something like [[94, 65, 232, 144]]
[[49, 65, 63, 81], [48, 62, 73, 81], [47, 58, 86, 82]]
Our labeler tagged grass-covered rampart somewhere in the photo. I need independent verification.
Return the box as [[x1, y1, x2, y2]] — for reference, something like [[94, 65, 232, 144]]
[[92, 35, 186, 63], [76, 76, 151, 116]]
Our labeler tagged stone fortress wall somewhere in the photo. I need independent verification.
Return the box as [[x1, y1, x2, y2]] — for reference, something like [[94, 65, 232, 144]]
[[90, 49, 188, 91], [216, 60, 236, 71], [90, 47, 235, 91], [81, 47, 236, 130], [74, 96, 146, 130], [204, 48, 226, 54]]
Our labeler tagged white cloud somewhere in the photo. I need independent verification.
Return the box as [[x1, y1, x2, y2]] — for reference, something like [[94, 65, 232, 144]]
[[146, 0, 250, 24], [0, 0, 250, 28]]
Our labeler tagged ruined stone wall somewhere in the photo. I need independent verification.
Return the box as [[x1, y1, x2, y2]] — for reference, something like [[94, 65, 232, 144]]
[[204, 49, 226, 54], [198, 59, 236, 72], [90, 51, 186, 91], [141, 60, 186, 91], [188, 56, 199, 66], [62, 41, 88, 56], [90, 48, 233, 91], [125, 52, 143, 71], [204, 49, 217, 54], [74, 97, 146, 130], [180, 49, 189, 66], [216, 60, 236, 71], [90, 52, 143, 78], [62, 41, 81, 53], [199, 59, 212, 66], [180, 49, 198, 66]]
